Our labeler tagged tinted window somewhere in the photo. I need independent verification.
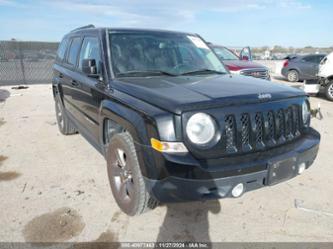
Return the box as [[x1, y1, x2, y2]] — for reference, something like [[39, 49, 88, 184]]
[[56, 38, 68, 61], [66, 37, 81, 66], [303, 56, 317, 63], [78, 37, 101, 73]]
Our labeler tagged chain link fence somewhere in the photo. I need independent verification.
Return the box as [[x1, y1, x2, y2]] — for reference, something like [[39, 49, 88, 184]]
[[0, 40, 59, 85]]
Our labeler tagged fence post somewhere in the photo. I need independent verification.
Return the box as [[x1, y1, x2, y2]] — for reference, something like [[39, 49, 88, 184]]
[[17, 41, 26, 85]]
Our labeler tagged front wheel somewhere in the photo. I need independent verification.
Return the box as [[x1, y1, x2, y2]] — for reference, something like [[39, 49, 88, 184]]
[[106, 133, 158, 216], [325, 81, 333, 101]]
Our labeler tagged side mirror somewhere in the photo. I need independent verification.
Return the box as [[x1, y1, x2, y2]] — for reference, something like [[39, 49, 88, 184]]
[[82, 59, 98, 77]]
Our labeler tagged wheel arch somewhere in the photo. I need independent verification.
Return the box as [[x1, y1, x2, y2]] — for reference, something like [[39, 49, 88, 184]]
[[52, 83, 65, 106], [327, 75, 333, 81], [99, 100, 157, 178], [288, 68, 300, 74]]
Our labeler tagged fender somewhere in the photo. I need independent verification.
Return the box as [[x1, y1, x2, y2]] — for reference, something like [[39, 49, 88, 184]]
[[99, 99, 157, 178]]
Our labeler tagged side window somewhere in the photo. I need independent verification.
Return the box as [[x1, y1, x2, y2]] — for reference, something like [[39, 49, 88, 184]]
[[303, 56, 316, 63], [78, 37, 101, 73], [66, 37, 82, 66], [56, 38, 68, 61]]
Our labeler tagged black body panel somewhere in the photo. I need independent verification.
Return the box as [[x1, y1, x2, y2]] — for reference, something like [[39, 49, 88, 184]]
[[113, 74, 305, 114], [52, 27, 321, 203]]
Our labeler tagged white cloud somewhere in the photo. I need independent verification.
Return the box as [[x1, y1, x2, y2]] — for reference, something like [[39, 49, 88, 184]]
[[43, 0, 312, 28], [278, 0, 312, 9], [0, 0, 33, 8], [0, 0, 23, 6], [0, 0, 12, 5]]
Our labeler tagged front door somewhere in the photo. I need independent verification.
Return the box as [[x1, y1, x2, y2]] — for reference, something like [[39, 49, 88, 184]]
[[72, 36, 105, 142]]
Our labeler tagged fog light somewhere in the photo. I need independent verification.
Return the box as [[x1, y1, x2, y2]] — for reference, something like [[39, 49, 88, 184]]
[[231, 183, 244, 198], [298, 163, 306, 174]]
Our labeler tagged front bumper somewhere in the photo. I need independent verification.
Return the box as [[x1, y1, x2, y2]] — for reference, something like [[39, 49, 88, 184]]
[[144, 129, 320, 202]]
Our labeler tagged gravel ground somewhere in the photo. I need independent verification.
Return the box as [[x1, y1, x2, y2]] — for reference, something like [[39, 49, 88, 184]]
[[0, 77, 333, 243]]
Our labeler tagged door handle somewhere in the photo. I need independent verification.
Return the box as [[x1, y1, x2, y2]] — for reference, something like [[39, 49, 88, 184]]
[[71, 80, 80, 87]]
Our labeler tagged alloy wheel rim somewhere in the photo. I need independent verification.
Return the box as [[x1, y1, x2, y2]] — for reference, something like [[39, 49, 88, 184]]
[[288, 71, 297, 81], [112, 148, 134, 203]]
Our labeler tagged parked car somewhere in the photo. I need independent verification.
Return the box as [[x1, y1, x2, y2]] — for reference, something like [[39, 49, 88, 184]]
[[210, 44, 270, 80], [281, 54, 326, 82], [53, 25, 320, 215], [304, 51, 333, 101]]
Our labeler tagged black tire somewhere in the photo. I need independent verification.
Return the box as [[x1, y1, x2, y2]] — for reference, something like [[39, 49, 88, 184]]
[[55, 95, 77, 135], [325, 81, 333, 101], [106, 133, 157, 216], [287, 69, 299, 82]]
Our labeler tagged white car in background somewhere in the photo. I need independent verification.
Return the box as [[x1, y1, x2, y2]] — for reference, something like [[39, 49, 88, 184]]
[[303, 52, 333, 101]]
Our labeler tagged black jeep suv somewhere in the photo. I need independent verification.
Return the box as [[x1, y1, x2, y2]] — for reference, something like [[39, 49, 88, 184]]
[[53, 25, 320, 216]]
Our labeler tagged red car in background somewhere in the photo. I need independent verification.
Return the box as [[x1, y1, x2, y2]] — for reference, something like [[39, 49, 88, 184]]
[[210, 44, 271, 80]]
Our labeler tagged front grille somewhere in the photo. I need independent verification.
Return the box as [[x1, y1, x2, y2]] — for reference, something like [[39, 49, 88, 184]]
[[255, 112, 264, 144], [223, 104, 301, 154], [225, 115, 236, 153], [240, 114, 250, 145], [240, 68, 269, 79]]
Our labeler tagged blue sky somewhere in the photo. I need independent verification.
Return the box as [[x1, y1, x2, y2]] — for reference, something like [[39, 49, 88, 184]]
[[0, 0, 332, 47]]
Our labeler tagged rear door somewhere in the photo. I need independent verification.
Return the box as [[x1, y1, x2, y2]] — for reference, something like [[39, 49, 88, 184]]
[[299, 55, 318, 79], [61, 36, 83, 121]]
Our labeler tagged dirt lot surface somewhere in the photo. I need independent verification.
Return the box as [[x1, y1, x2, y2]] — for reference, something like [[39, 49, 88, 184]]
[[0, 77, 333, 243]]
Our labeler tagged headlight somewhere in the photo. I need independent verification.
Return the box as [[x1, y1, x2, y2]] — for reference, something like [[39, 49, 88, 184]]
[[186, 113, 217, 145], [302, 100, 310, 127]]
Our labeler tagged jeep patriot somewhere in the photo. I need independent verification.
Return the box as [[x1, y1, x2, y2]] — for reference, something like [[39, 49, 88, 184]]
[[52, 25, 320, 215]]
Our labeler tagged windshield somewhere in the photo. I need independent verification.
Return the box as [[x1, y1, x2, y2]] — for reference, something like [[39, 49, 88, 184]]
[[109, 32, 227, 77], [212, 46, 239, 60]]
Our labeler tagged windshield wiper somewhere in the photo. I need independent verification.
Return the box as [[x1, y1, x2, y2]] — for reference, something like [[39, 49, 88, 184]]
[[117, 70, 177, 77], [180, 69, 226, 76]]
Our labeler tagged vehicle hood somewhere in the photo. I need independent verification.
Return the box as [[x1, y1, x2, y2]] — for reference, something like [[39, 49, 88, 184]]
[[113, 74, 306, 114], [223, 60, 267, 71]]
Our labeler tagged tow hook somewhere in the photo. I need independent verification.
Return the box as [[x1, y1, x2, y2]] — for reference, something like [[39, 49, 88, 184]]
[[311, 103, 323, 120]]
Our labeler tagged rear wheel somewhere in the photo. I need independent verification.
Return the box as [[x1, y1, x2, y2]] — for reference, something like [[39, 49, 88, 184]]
[[287, 70, 299, 82], [55, 95, 77, 135], [325, 81, 333, 101], [106, 133, 157, 216]]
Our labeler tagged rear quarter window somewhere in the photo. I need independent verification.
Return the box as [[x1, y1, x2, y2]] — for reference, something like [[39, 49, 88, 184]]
[[56, 38, 68, 62]]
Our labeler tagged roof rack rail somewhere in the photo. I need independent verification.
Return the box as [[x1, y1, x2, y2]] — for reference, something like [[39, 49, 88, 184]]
[[70, 24, 95, 33]]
